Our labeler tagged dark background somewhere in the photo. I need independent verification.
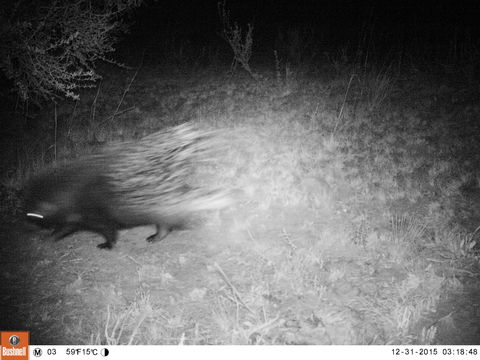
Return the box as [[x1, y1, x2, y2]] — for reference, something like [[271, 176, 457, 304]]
[[124, 0, 480, 61]]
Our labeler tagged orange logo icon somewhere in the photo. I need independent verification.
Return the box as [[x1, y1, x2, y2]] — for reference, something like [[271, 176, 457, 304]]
[[1, 332, 29, 360]]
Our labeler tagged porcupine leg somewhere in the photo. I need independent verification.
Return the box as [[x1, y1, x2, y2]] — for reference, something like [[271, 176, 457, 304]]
[[51, 224, 81, 240], [73, 204, 119, 249], [50, 221, 117, 249], [91, 219, 118, 249], [96, 225, 117, 249], [146, 224, 172, 243]]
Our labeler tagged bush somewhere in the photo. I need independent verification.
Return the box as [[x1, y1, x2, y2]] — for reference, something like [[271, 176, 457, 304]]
[[0, 0, 141, 103]]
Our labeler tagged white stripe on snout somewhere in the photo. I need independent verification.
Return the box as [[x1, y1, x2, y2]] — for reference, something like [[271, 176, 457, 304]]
[[27, 213, 44, 219]]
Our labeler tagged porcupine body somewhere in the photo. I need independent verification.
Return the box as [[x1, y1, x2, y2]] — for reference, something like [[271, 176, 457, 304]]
[[24, 123, 231, 249]]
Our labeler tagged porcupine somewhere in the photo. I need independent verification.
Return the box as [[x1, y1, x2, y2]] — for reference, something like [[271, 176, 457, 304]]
[[24, 123, 232, 249]]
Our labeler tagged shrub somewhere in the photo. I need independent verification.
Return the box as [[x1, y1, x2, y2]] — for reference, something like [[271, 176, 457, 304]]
[[0, 0, 141, 103]]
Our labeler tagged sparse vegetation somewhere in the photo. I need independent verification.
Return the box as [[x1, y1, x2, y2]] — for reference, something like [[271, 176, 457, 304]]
[[218, 1, 257, 79]]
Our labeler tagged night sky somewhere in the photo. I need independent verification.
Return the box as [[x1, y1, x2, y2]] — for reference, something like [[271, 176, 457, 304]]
[[126, 0, 480, 61]]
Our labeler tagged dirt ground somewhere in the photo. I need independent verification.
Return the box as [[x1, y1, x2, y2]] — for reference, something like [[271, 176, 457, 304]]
[[2, 202, 479, 344]]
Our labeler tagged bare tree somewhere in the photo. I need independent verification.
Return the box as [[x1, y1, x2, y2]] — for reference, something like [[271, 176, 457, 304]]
[[218, 1, 258, 80]]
